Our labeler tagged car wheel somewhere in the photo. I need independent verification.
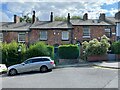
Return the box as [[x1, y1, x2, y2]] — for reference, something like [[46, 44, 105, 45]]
[[40, 66, 48, 72], [9, 69, 17, 76]]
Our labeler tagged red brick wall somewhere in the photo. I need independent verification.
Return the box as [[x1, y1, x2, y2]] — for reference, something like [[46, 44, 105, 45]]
[[3, 32, 18, 43], [29, 29, 71, 45], [2, 25, 116, 45], [3, 32, 29, 45], [72, 25, 116, 43]]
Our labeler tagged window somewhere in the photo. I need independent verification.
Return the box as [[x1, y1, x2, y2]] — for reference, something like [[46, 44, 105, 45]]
[[32, 58, 41, 63], [24, 60, 32, 64], [42, 58, 50, 61], [83, 26, 90, 38], [18, 33, 26, 42], [0, 33, 3, 42], [62, 31, 69, 40], [105, 28, 111, 37], [40, 31, 47, 40], [116, 23, 120, 36]]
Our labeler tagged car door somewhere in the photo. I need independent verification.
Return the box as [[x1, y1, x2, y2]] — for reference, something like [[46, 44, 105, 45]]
[[18, 59, 33, 73], [30, 58, 42, 71]]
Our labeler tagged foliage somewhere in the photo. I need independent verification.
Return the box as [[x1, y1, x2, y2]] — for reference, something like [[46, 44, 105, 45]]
[[47, 45, 54, 59], [58, 44, 79, 59], [111, 41, 120, 54], [20, 16, 32, 23], [82, 35, 110, 56], [54, 16, 81, 21], [54, 16, 67, 21], [26, 42, 50, 59], [71, 16, 81, 20], [2, 41, 55, 66], [2, 41, 26, 66]]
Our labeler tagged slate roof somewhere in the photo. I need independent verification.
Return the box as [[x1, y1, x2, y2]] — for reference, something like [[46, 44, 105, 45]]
[[0, 22, 32, 31], [70, 19, 115, 26], [0, 18, 116, 31], [30, 21, 72, 29], [106, 17, 120, 24]]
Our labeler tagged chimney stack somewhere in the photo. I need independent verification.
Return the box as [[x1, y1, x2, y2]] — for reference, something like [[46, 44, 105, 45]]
[[83, 13, 88, 21], [32, 11, 36, 23], [115, 11, 120, 20], [50, 12, 53, 22], [14, 15, 20, 23], [67, 13, 70, 22], [99, 13, 105, 21]]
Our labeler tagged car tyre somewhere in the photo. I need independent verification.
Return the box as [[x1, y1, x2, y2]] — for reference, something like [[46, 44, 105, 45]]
[[40, 66, 48, 72], [9, 69, 17, 76]]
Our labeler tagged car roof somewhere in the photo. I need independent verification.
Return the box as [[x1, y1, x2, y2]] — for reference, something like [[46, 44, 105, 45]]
[[27, 56, 51, 60]]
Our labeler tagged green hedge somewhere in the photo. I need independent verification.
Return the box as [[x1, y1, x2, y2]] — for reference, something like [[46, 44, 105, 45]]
[[111, 41, 120, 54], [47, 45, 54, 59], [1, 41, 55, 66], [26, 42, 49, 58], [2, 41, 26, 67], [58, 45, 79, 59]]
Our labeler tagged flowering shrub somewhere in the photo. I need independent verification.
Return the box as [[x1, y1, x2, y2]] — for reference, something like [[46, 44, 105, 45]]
[[82, 35, 110, 56]]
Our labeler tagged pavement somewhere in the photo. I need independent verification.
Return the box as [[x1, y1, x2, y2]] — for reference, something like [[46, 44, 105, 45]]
[[55, 61, 120, 69], [93, 61, 120, 69]]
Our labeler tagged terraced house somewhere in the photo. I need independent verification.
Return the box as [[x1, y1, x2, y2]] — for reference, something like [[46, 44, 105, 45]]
[[0, 11, 119, 46]]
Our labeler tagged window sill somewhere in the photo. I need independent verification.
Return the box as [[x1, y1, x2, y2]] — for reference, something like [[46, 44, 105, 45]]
[[61, 39, 69, 41], [18, 41, 25, 43], [40, 39, 48, 41], [83, 36, 91, 38]]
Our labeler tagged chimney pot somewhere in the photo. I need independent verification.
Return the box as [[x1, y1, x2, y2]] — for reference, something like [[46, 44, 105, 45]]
[[83, 13, 88, 20], [32, 11, 36, 23], [99, 13, 105, 21], [67, 13, 70, 22], [50, 12, 53, 22], [115, 11, 120, 20], [14, 15, 20, 23]]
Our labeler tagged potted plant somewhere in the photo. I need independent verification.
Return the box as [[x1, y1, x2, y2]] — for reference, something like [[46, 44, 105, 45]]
[[111, 41, 120, 61], [82, 35, 110, 61]]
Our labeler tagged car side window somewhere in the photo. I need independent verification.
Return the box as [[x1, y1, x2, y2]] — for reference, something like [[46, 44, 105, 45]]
[[42, 58, 50, 61], [24, 60, 32, 64], [32, 58, 41, 63]]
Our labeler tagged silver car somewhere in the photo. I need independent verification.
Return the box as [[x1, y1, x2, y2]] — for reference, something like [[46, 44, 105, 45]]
[[7, 57, 55, 76]]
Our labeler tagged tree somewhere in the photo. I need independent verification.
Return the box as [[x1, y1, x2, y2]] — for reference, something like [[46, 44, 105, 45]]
[[54, 16, 67, 21], [20, 15, 32, 23], [54, 16, 81, 21], [71, 16, 81, 20]]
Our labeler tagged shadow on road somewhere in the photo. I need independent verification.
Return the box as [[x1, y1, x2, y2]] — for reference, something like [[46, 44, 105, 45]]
[[2, 69, 52, 78]]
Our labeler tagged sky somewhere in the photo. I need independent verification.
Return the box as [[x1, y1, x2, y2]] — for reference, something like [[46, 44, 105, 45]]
[[0, 0, 120, 22]]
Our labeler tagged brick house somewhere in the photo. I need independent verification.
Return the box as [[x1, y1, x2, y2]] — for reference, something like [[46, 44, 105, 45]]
[[106, 11, 120, 41], [0, 11, 118, 46]]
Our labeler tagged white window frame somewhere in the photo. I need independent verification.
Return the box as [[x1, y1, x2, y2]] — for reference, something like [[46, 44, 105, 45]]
[[18, 33, 26, 43], [83, 26, 90, 38], [62, 31, 69, 40], [105, 28, 111, 37], [40, 31, 47, 40], [116, 23, 120, 36], [0, 33, 3, 42]]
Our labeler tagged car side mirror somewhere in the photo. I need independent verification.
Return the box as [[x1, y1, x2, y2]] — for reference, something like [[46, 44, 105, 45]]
[[21, 63, 25, 65]]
